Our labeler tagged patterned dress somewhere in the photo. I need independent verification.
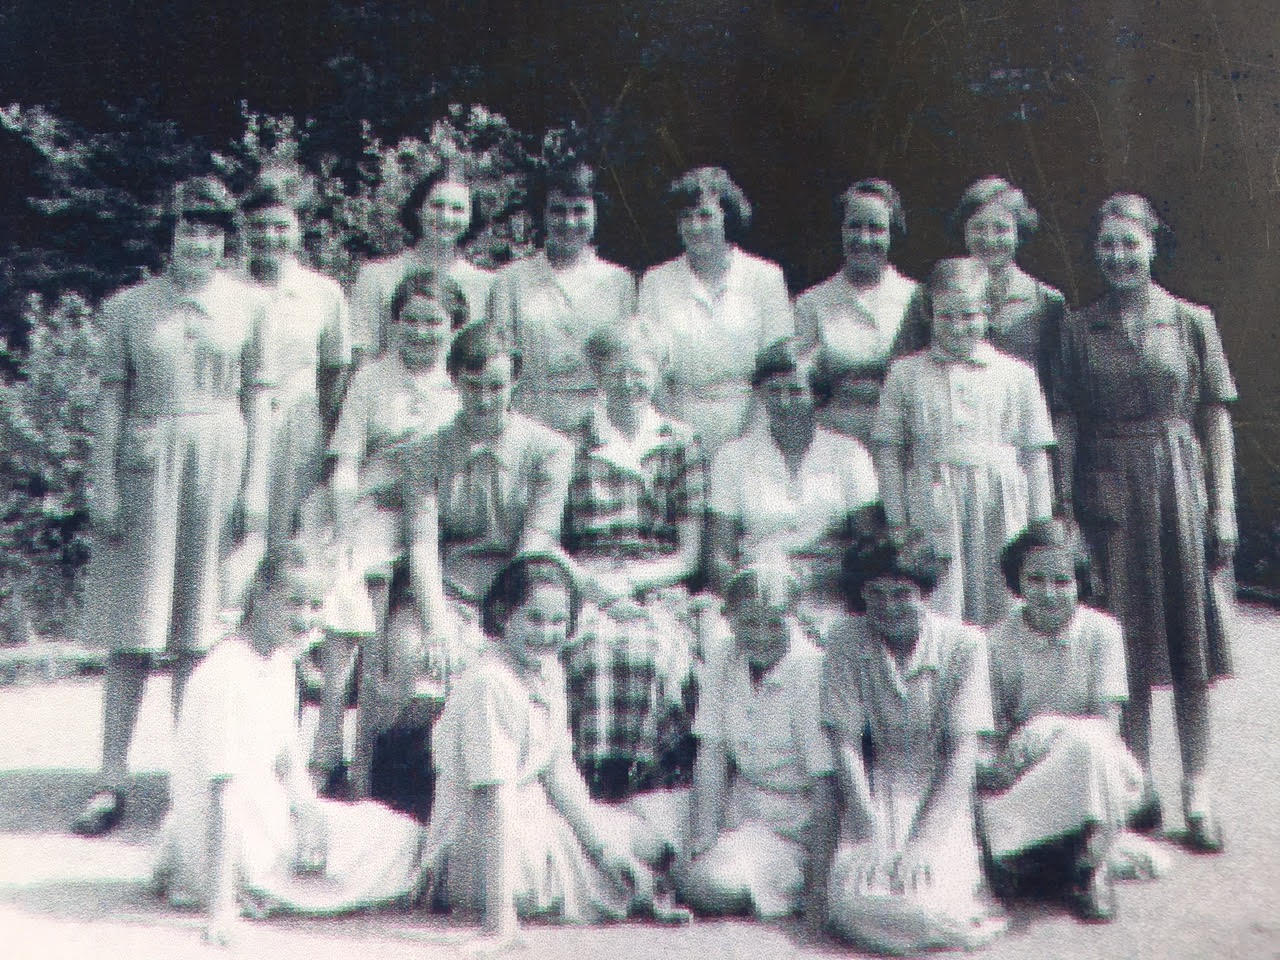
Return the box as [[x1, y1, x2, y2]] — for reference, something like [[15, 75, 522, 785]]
[[561, 406, 705, 794], [81, 271, 264, 653], [1051, 285, 1236, 691]]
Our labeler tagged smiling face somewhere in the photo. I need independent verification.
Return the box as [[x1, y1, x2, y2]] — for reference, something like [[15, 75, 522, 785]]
[[1018, 545, 1079, 633], [677, 198, 728, 258], [964, 199, 1019, 271], [544, 189, 597, 259], [419, 180, 473, 245], [1095, 214, 1155, 292], [841, 193, 893, 274], [170, 219, 225, 281], [505, 582, 573, 669], [930, 280, 989, 360], [245, 203, 300, 267], [252, 566, 326, 654], [456, 354, 515, 431], [395, 293, 452, 368]]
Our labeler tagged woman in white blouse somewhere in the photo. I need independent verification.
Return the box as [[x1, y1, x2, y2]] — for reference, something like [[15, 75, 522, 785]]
[[487, 161, 636, 433], [794, 179, 927, 371], [638, 167, 793, 454]]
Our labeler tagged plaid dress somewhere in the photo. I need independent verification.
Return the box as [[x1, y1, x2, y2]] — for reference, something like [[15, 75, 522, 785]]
[[561, 407, 706, 794]]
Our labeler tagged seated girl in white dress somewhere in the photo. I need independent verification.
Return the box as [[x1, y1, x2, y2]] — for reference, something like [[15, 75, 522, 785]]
[[425, 553, 687, 953], [154, 543, 424, 947], [678, 562, 837, 922], [980, 518, 1160, 922], [821, 525, 1006, 954]]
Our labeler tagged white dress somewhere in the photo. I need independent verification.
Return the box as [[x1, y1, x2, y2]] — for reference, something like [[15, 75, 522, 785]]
[[488, 249, 636, 433], [426, 650, 631, 922], [683, 628, 834, 918], [874, 343, 1054, 626], [154, 636, 424, 915], [348, 250, 493, 355], [709, 421, 878, 636], [982, 604, 1144, 860], [254, 260, 351, 553], [638, 247, 793, 453], [821, 612, 1005, 953]]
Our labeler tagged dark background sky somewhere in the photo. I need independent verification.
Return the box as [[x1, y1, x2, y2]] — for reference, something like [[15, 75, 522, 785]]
[[2, 0, 1278, 535]]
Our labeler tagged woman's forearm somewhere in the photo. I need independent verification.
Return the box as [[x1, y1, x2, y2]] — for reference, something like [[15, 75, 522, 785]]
[[688, 741, 730, 853], [1200, 404, 1237, 541], [207, 778, 237, 920], [476, 784, 519, 936], [1052, 413, 1077, 516], [909, 738, 976, 844], [834, 737, 878, 839]]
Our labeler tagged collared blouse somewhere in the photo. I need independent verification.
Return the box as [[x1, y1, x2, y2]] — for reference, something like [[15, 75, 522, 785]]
[[793, 264, 926, 366], [253, 259, 351, 395]]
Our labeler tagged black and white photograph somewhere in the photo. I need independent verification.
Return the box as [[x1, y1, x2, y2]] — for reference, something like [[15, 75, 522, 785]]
[[0, 1, 1276, 957]]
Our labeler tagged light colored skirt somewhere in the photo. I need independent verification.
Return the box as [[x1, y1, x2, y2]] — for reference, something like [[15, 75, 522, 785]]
[[982, 715, 1144, 860], [81, 408, 246, 654], [264, 386, 324, 556]]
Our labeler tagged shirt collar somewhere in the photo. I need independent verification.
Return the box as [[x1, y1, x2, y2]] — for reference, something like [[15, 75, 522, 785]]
[[586, 405, 672, 471], [1016, 602, 1081, 648], [879, 610, 942, 681], [682, 245, 742, 308]]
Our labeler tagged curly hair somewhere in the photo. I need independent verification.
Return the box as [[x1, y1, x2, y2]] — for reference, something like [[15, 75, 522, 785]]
[[445, 320, 523, 381], [952, 176, 1040, 244], [1000, 517, 1092, 598], [842, 525, 947, 612], [399, 165, 475, 246], [667, 166, 752, 241], [1091, 191, 1175, 265], [389, 268, 470, 330], [838, 178, 907, 242]]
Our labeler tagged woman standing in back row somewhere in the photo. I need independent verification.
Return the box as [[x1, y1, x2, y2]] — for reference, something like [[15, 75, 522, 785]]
[[1052, 193, 1237, 852], [638, 166, 793, 454]]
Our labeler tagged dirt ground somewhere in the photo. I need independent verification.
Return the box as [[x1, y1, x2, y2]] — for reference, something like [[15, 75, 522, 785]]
[[1, 603, 1278, 959]]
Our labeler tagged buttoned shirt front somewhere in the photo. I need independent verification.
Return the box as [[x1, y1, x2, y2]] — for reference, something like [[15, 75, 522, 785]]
[[253, 259, 351, 396]]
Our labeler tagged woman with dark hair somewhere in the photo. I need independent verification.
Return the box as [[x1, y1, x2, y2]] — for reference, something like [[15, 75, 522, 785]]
[[874, 258, 1055, 627], [348, 163, 493, 360], [953, 176, 1066, 388], [425, 552, 682, 949], [241, 174, 352, 557], [347, 322, 572, 798], [794, 179, 927, 392], [637, 166, 793, 453], [979, 518, 1154, 922], [73, 176, 269, 836], [487, 161, 637, 433], [708, 337, 878, 637], [1052, 193, 1238, 852], [820, 527, 1006, 953], [309, 267, 468, 789]]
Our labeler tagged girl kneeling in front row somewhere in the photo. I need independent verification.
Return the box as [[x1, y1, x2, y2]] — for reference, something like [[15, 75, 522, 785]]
[[980, 518, 1164, 922], [424, 553, 686, 953]]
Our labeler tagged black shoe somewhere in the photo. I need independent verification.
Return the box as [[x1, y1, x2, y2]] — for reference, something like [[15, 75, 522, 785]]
[[72, 789, 125, 836], [1128, 782, 1163, 833], [1182, 778, 1225, 854]]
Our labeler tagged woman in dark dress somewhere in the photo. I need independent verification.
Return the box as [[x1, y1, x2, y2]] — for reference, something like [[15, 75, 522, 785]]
[[1052, 193, 1237, 852]]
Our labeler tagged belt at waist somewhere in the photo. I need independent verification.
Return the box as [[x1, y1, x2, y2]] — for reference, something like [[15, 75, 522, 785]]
[[1082, 417, 1193, 439], [914, 441, 1020, 468]]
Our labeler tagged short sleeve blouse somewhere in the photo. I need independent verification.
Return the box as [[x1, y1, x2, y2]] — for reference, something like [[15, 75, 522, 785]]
[[987, 604, 1129, 732], [1051, 285, 1237, 421], [793, 265, 925, 365], [348, 251, 493, 354]]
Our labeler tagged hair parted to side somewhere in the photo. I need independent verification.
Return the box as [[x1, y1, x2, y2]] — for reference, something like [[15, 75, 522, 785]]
[[399, 159, 473, 245], [583, 321, 659, 381], [1000, 516, 1093, 598], [842, 523, 948, 612], [529, 160, 602, 231], [389, 267, 470, 330], [1091, 191, 1175, 264], [667, 166, 752, 240], [839, 178, 907, 241], [481, 551, 582, 638], [952, 176, 1040, 243], [445, 320, 523, 381]]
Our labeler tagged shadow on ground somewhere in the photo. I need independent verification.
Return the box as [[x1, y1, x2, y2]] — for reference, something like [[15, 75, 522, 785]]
[[0, 769, 168, 838]]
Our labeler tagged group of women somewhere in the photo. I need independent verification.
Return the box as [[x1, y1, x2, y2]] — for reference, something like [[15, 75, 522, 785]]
[[69, 157, 1237, 954]]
